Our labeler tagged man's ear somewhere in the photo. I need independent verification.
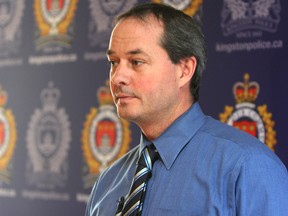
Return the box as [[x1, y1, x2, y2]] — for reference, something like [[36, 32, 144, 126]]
[[178, 56, 197, 87]]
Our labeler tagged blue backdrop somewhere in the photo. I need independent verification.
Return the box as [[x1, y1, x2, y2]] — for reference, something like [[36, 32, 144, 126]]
[[0, 0, 287, 215]]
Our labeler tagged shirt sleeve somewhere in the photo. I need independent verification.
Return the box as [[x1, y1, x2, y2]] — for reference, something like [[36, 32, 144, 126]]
[[234, 154, 288, 216]]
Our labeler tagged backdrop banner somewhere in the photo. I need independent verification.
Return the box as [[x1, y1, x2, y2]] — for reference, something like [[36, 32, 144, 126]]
[[0, 0, 287, 215]]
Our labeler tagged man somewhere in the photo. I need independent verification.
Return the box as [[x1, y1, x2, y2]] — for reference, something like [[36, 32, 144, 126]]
[[86, 3, 288, 216]]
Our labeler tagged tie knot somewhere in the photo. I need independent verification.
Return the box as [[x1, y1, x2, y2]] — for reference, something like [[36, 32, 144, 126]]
[[137, 144, 159, 170]]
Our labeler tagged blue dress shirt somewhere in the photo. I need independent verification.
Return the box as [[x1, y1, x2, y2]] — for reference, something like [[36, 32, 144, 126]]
[[86, 103, 288, 216]]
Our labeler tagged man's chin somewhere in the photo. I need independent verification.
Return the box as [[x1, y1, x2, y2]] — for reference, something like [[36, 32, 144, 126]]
[[117, 109, 137, 121]]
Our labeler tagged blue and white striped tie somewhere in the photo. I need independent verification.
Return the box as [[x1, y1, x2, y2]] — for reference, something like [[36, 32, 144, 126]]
[[116, 144, 159, 216]]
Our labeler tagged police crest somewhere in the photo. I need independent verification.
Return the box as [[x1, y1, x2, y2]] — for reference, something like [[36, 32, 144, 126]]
[[0, 0, 24, 56], [34, 0, 78, 51], [219, 73, 276, 150], [88, 0, 136, 49], [221, 0, 281, 36], [152, 0, 202, 17], [26, 82, 71, 188], [82, 81, 130, 188], [0, 85, 16, 185]]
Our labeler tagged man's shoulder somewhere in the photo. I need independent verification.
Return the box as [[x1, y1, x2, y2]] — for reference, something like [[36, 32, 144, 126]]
[[200, 116, 260, 143], [198, 116, 284, 167], [109, 145, 139, 171], [98, 145, 139, 183]]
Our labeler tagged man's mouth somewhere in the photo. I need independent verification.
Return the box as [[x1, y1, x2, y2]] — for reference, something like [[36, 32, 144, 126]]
[[114, 90, 140, 105]]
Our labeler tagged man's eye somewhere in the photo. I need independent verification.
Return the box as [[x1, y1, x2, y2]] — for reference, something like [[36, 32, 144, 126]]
[[132, 60, 144, 66], [109, 60, 117, 66]]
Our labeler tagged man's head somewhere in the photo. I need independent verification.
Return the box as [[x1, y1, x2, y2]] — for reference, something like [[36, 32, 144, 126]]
[[107, 3, 206, 135], [115, 3, 206, 101]]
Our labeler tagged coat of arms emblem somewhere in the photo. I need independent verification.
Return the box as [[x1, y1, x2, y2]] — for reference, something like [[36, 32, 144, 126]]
[[219, 73, 276, 150]]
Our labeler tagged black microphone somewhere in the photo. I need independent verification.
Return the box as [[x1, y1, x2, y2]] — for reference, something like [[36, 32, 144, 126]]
[[115, 196, 125, 214]]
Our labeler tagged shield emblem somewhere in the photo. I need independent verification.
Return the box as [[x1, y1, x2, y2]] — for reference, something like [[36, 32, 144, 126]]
[[46, 0, 64, 16], [233, 120, 257, 137], [96, 120, 116, 154], [41, 0, 69, 25], [36, 114, 60, 158]]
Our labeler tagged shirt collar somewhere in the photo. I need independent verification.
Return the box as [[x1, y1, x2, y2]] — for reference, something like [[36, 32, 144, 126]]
[[139, 102, 206, 170]]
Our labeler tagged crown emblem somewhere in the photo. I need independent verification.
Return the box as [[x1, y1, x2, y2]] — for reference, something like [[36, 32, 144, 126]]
[[233, 73, 260, 104], [40, 81, 60, 110], [0, 85, 7, 107], [97, 81, 114, 106], [219, 73, 276, 151]]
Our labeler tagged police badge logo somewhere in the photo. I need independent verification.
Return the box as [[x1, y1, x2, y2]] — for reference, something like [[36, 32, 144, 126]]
[[152, 0, 202, 17], [221, 0, 281, 36], [26, 81, 71, 188], [34, 0, 78, 51], [219, 73, 276, 150], [82, 81, 130, 188], [87, 0, 136, 51], [0, 0, 24, 57], [0, 85, 16, 185]]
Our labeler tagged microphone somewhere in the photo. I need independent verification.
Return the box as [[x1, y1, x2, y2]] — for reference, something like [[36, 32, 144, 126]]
[[116, 196, 125, 214]]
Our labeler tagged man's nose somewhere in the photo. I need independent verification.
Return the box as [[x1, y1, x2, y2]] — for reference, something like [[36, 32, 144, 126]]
[[110, 63, 130, 86]]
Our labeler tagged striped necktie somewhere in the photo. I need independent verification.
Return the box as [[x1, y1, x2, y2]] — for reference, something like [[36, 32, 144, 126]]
[[116, 144, 159, 216]]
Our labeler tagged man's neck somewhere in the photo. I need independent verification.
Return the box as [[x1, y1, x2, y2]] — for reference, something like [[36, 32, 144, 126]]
[[139, 102, 194, 141]]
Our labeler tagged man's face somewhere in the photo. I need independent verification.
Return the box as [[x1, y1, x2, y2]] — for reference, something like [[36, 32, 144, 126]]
[[107, 17, 182, 127]]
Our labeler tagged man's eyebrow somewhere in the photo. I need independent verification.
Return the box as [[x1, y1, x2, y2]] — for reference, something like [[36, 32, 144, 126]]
[[127, 49, 143, 55], [106, 49, 147, 56], [106, 49, 114, 56]]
